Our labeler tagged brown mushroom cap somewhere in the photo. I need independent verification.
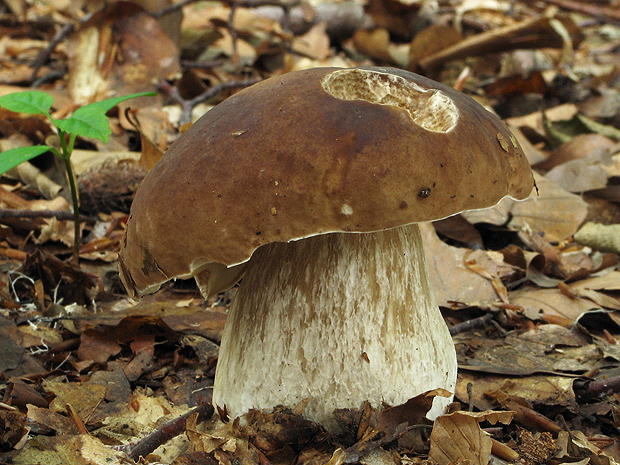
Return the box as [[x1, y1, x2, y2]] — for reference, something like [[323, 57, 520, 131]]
[[119, 66, 534, 296]]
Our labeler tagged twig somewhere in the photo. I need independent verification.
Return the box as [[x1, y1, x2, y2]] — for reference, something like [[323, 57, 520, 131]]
[[0, 247, 28, 261], [189, 79, 261, 107], [227, 2, 240, 65], [449, 313, 493, 336], [0, 208, 93, 222], [120, 402, 214, 461], [536, 0, 620, 22], [491, 438, 520, 462], [181, 60, 224, 70], [66, 403, 88, 434], [29, 22, 75, 82], [583, 375, 620, 398], [160, 79, 261, 125], [503, 399, 563, 435], [32, 69, 68, 88]]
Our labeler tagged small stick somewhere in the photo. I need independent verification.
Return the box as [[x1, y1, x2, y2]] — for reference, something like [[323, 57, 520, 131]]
[[66, 403, 88, 435], [0, 208, 93, 222], [586, 374, 620, 397], [536, 0, 620, 21], [506, 401, 562, 435], [0, 247, 28, 261], [122, 402, 214, 461], [160, 79, 260, 126], [449, 313, 493, 336], [491, 438, 520, 462], [228, 2, 240, 65], [29, 22, 76, 81]]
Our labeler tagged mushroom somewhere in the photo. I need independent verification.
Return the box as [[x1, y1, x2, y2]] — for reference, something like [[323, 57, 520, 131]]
[[119, 67, 534, 429]]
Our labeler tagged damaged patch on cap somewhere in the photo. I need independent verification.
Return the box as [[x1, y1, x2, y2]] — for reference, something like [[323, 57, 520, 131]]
[[321, 68, 459, 133]]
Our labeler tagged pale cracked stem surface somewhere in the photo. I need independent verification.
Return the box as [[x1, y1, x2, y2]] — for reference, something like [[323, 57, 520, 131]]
[[212, 224, 458, 431]]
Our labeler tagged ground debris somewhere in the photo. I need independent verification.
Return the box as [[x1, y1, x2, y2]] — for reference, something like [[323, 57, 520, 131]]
[[1, 0, 620, 462]]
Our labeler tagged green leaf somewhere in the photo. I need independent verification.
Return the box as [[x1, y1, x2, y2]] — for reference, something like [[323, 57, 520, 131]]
[[53, 92, 156, 143], [576, 114, 620, 141], [0, 146, 51, 174], [0, 91, 54, 116]]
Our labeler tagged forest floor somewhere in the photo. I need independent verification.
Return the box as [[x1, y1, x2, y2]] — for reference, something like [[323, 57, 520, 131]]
[[1, 0, 620, 463]]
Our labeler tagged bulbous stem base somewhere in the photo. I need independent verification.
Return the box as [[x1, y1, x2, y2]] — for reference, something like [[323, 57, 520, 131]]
[[212, 223, 457, 430]]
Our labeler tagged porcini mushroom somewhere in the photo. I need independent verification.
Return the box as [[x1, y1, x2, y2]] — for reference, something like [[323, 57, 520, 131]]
[[119, 67, 534, 429]]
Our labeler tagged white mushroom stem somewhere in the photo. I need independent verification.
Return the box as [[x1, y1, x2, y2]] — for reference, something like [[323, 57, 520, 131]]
[[211, 223, 457, 430]]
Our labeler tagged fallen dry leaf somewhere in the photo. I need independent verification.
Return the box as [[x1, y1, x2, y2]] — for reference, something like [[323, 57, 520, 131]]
[[27, 404, 79, 435], [292, 22, 332, 60], [13, 433, 128, 465], [575, 222, 620, 255], [463, 173, 588, 242], [0, 408, 28, 449], [43, 379, 107, 424], [429, 410, 513, 465], [534, 133, 616, 172], [67, 2, 179, 104], [510, 286, 599, 322], [408, 24, 462, 71], [563, 430, 620, 465], [421, 222, 498, 307]]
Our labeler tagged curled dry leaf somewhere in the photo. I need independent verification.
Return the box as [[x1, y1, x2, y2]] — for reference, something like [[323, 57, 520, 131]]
[[234, 409, 323, 454], [560, 430, 620, 465], [520, 228, 609, 282], [428, 410, 513, 465], [456, 371, 585, 414], [13, 249, 98, 306], [9, 160, 63, 199], [17, 321, 63, 348], [433, 214, 483, 249], [509, 126, 547, 166], [71, 149, 141, 176], [0, 409, 28, 450], [459, 335, 560, 376], [186, 414, 238, 454]]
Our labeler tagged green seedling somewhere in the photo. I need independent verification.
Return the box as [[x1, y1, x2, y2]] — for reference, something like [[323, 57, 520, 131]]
[[0, 90, 156, 264]]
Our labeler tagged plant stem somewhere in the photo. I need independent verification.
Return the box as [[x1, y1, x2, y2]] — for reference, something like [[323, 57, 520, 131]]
[[63, 156, 80, 266], [57, 131, 81, 266]]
